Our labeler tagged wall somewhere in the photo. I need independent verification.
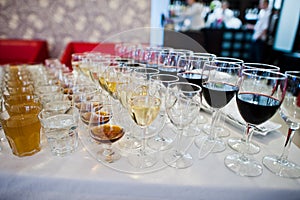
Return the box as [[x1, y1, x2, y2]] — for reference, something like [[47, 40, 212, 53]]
[[0, 0, 151, 58]]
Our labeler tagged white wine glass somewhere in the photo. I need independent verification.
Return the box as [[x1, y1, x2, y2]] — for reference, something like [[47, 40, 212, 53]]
[[263, 71, 300, 178], [127, 95, 161, 169], [104, 65, 132, 100], [224, 69, 287, 177], [163, 82, 201, 169]]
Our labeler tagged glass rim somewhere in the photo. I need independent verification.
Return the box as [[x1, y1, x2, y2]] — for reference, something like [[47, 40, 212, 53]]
[[204, 60, 241, 69], [242, 69, 286, 80], [179, 55, 214, 61], [285, 71, 300, 78], [243, 62, 280, 70], [149, 74, 180, 82], [133, 67, 160, 74], [215, 57, 244, 64], [167, 81, 202, 93]]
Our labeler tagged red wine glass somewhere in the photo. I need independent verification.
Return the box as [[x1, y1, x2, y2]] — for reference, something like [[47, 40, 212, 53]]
[[227, 62, 280, 154], [194, 60, 241, 158], [224, 69, 287, 177]]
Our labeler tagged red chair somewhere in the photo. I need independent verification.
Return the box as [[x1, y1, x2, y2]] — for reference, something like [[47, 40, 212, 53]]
[[60, 42, 116, 71], [0, 39, 50, 65]]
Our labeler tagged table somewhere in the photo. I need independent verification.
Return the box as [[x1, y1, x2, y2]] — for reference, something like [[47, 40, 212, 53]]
[[0, 111, 299, 200]]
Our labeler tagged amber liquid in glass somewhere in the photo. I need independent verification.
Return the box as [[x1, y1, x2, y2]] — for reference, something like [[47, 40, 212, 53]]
[[2, 113, 41, 157]]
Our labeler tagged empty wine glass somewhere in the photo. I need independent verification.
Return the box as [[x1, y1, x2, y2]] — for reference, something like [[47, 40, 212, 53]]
[[224, 69, 287, 177], [177, 54, 216, 135], [88, 103, 125, 163], [263, 71, 300, 178], [163, 82, 201, 169], [194, 60, 241, 158], [143, 46, 164, 68], [127, 94, 161, 168], [158, 50, 185, 72], [71, 53, 86, 76], [147, 74, 180, 150]]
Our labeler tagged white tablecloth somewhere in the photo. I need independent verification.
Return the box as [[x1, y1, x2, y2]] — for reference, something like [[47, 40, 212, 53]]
[[0, 112, 300, 200]]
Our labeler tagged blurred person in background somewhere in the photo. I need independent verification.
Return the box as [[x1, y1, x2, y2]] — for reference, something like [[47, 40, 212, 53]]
[[248, 0, 271, 62], [179, 0, 206, 31]]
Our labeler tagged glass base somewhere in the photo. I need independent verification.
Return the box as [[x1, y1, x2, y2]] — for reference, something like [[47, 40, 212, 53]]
[[202, 124, 230, 138], [118, 134, 141, 150], [127, 150, 158, 169], [163, 149, 193, 169], [263, 155, 300, 178], [96, 147, 121, 163], [227, 137, 260, 155], [184, 115, 208, 136], [194, 135, 226, 157], [224, 153, 263, 177], [196, 114, 208, 124], [147, 135, 173, 151]]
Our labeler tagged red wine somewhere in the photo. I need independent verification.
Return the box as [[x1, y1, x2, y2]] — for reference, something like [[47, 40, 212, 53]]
[[237, 93, 281, 125], [202, 82, 238, 108], [178, 72, 208, 87]]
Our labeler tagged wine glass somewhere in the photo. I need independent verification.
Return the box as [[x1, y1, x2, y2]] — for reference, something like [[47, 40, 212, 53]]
[[163, 82, 201, 169], [158, 50, 185, 72], [71, 53, 86, 76], [127, 94, 161, 168], [114, 81, 142, 151], [227, 63, 280, 154], [71, 84, 98, 108], [263, 71, 300, 178], [224, 69, 287, 177], [104, 65, 132, 100], [177, 54, 216, 135], [143, 46, 163, 68], [147, 74, 180, 150], [88, 103, 125, 163], [88, 57, 110, 92], [79, 94, 108, 127], [194, 60, 241, 158], [201, 57, 244, 138]]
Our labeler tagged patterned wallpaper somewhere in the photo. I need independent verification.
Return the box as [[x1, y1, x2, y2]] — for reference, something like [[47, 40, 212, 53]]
[[0, 0, 151, 58]]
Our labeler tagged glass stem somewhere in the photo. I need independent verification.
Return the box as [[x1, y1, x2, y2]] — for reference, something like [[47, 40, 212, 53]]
[[241, 123, 253, 159], [176, 128, 184, 154], [157, 113, 166, 138], [208, 109, 220, 140], [141, 127, 147, 156], [104, 143, 113, 163], [280, 126, 298, 161]]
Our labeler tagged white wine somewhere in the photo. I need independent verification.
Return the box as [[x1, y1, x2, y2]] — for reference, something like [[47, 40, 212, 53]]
[[98, 76, 108, 92], [129, 96, 160, 127]]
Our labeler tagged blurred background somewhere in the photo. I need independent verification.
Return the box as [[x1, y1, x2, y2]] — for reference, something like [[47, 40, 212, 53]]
[[0, 0, 299, 71]]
